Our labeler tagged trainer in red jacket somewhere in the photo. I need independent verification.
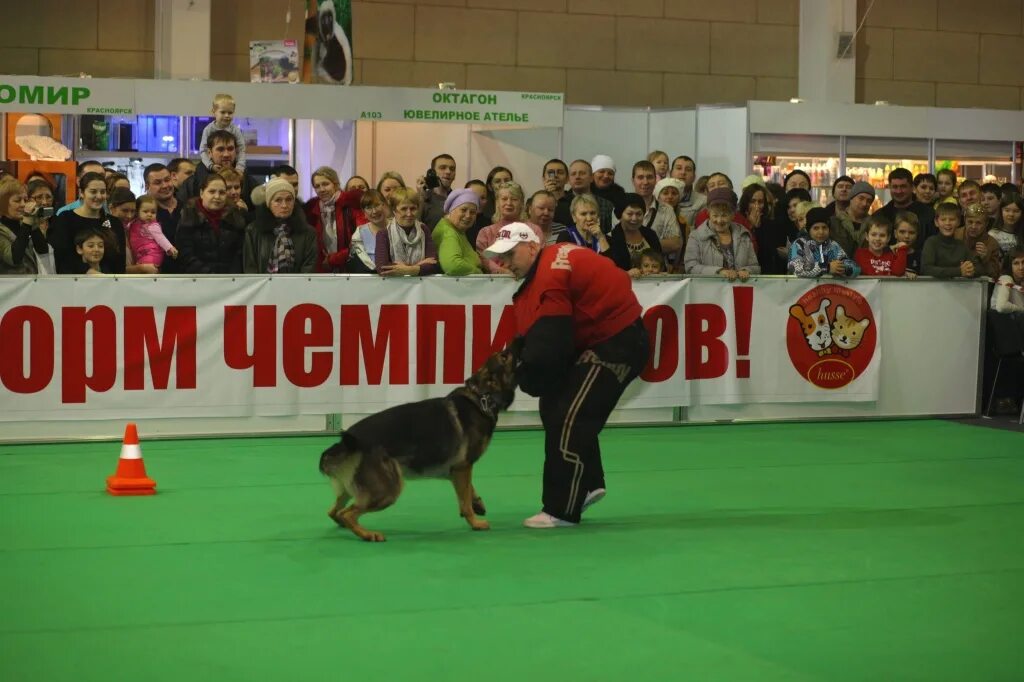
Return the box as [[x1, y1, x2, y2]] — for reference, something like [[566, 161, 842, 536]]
[[304, 189, 367, 273], [485, 223, 649, 529]]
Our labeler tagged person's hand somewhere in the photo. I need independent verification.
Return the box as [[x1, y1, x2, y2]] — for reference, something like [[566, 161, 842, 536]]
[[416, 176, 427, 194], [628, 267, 642, 279], [543, 176, 561, 193], [416, 257, 437, 266], [959, 261, 975, 277], [211, 163, 223, 172], [236, 199, 247, 211], [720, 268, 738, 282], [829, 260, 846, 275], [737, 268, 750, 281], [905, 271, 918, 280], [776, 245, 788, 258], [891, 241, 907, 251], [747, 204, 762, 227], [974, 242, 988, 257], [168, 246, 179, 258], [22, 200, 37, 222]]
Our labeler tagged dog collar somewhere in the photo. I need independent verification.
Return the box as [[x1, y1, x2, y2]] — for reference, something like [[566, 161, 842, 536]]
[[462, 386, 498, 420]]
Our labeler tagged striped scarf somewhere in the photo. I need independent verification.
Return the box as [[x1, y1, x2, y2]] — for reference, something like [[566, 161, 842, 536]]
[[267, 224, 295, 273]]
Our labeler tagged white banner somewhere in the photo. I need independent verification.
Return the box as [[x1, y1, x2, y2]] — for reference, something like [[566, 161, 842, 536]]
[[0, 276, 883, 422]]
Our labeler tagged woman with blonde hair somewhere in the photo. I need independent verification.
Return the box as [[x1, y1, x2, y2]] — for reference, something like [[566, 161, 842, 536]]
[[303, 165, 366, 272], [0, 177, 49, 274], [475, 182, 538, 274], [375, 187, 439, 276], [375, 171, 406, 203]]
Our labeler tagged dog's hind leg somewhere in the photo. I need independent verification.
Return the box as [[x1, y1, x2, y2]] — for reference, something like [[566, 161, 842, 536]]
[[340, 455, 403, 542], [452, 465, 489, 531]]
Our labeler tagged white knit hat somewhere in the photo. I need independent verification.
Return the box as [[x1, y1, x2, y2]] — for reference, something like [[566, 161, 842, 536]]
[[591, 154, 615, 173]]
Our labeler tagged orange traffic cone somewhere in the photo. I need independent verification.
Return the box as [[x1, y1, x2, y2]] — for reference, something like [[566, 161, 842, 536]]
[[106, 423, 156, 496]]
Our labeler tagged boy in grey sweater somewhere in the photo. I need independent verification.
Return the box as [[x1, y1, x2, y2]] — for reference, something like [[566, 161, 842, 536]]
[[921, 202, 981, 279]]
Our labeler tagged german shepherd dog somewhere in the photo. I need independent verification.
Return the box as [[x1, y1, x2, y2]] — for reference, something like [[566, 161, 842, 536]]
[[319, 347, 519, 542]]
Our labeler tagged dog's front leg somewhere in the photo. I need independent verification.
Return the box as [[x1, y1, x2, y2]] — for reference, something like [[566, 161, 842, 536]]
[[451, 466, 489, 531]]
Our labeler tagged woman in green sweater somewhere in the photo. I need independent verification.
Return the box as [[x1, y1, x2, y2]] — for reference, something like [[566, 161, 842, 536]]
[[431, 188, 483, 275]]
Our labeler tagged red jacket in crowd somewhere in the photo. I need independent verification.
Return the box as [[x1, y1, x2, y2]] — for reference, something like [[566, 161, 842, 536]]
[[304, 190, 367, 273]]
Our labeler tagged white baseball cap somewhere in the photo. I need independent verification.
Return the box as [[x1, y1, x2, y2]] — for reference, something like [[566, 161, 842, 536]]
[[482, 222, 541, 258]]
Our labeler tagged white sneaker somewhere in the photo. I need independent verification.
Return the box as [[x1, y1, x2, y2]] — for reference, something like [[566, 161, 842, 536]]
[[582, 488, 606, 514], [523, 512, 577, 529]]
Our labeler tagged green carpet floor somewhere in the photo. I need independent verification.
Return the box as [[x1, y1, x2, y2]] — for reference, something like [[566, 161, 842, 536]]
[[1, 421, 1022, 681]]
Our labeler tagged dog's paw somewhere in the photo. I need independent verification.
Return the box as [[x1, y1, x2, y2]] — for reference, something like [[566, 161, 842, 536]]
[[468, 518, 490, 531], [360, 530, 386, 542]]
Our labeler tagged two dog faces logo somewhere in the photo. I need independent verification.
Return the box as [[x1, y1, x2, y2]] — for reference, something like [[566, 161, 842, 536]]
[[786, 285, 876, 389]]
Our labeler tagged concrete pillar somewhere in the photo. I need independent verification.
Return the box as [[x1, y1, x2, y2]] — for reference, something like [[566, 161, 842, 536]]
[[154, 0, 211, 80], [798, 0, 857, 103]]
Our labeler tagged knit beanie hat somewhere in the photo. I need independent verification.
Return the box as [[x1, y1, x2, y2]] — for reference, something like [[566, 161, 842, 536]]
[[706, 187, 737, 210], [832, 175, 854, 191], [591, 154, 616, 173], [654, 177, 684, 198], [443, 187, 480, 214], [805, 207, 831, 229], [849, 181, 875, 201], [742, 174, 766, 189], [251, 177, 295, 206]]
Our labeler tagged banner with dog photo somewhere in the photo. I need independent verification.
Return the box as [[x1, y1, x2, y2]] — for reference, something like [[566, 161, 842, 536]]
[[302, 0, 353, 85], [683, 278, 881, 404]]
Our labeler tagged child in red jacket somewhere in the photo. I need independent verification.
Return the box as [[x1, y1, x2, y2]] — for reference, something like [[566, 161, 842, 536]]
[[855, 214, 906, 276]]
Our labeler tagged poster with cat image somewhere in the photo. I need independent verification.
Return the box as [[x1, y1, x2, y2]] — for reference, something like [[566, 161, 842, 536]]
[[302, 0, 353, 85]]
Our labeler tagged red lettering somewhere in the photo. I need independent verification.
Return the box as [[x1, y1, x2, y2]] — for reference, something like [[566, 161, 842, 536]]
[[340, 305, 409, 385], [62, 306, 117, 403], [685, 304, 728, 380], [223, 306, 277, 387], [471, 305, 517, 371], [123, 307, 197, 390], [282, 304, 333, 388], [640, 305, 678, 382], [0, 306, 54, 394], [417, 305, 465, 384]]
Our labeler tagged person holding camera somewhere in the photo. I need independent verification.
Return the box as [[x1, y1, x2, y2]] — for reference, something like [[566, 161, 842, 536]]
[[419, 154, 457, 229], [0, 177, 52, 275]]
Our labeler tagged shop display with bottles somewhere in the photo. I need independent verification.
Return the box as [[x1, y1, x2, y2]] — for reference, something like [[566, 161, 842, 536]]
[[753, 155, 840, 206]]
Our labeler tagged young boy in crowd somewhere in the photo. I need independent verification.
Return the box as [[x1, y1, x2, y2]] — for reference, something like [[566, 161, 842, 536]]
[[959, 203, 1003, 280], [855, 214, 906, 276], [199, 94, 247, 172], [75, 227, 106, 276], [789, 207, 860, 278], [921, 202, 981, 279], [639, 248, 666, 276], [894, 212, 921, 279], [980, 183, 1002, 226]]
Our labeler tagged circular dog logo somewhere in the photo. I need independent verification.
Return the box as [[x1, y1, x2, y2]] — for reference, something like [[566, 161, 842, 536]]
[[786, 284, 876, 389]]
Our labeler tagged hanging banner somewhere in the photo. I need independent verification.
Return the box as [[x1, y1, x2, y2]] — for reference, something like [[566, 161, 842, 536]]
[[0, 76, 135, 115], [0, 76, 563, 128], [302, 0, 353, 85], [0, 276, 886, 423]]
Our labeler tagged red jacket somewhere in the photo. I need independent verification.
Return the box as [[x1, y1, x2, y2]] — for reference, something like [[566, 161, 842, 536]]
[[304, 191, 367, 273], [513, 243, 642, 352], [854, 247, 907, 276]]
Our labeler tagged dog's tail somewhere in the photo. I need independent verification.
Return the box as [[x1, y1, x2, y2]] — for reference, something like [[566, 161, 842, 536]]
[[318, 431, 360, 475]]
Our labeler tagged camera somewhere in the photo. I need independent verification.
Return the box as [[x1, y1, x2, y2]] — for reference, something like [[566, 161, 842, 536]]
[[546, 169, 557, 179], [33, 206, 54, 219], [424, 168, 440, 190]]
